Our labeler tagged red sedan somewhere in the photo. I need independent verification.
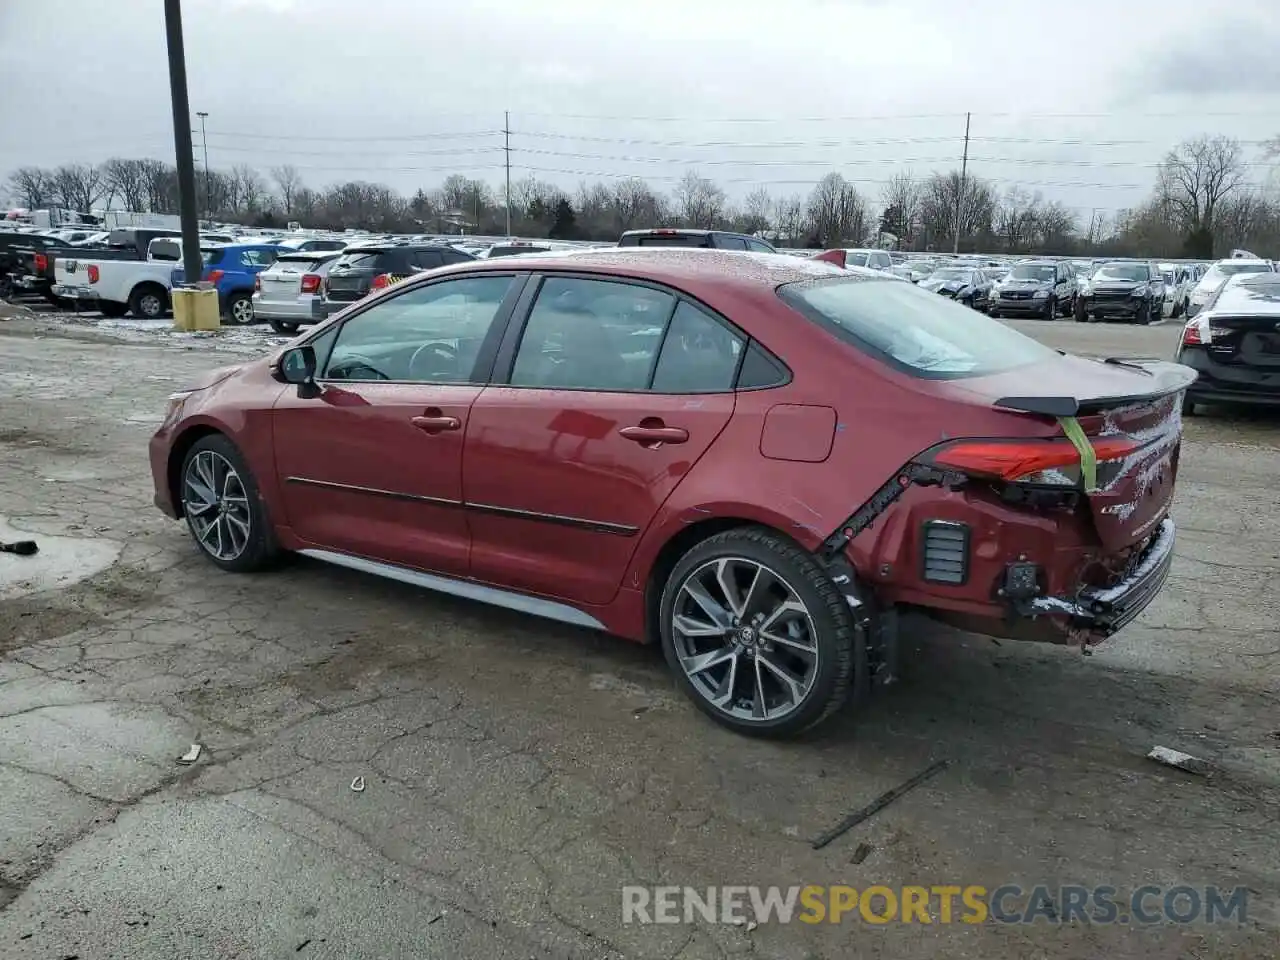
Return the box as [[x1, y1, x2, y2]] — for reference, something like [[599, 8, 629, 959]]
[[149, 249, 1194, 737]]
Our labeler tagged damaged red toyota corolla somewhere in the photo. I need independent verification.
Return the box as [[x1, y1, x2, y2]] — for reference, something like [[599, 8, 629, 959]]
[[148, 249, 1195, 737]]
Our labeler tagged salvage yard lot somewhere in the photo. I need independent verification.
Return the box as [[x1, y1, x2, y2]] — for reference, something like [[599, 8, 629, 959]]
[[0, 312, 1277, 959]]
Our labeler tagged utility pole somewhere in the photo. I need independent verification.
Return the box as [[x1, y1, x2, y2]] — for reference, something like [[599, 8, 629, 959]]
[[196, 111, 210, 222], [504, 110, 512, 236], [952, 111, 971, 255], [164, 0, 203, 290]]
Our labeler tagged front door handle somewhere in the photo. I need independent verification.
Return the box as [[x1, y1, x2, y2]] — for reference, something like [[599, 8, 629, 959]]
[[619, 424, 689, 447], [411, 410, 461, 434]]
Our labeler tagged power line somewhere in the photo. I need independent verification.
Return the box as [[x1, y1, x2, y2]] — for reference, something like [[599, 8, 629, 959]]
[[512, 108, 1280, 123]]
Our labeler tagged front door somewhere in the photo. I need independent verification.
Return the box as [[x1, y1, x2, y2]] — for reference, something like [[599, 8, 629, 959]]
[[464, 277, 743, 605], [272, 273, 520, 576]]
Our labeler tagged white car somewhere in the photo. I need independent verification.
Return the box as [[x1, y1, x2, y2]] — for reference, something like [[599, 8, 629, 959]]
[[841, 248, 894, 272], [1186, 258, 1276, 317], [1157, 262, 1194, 318]]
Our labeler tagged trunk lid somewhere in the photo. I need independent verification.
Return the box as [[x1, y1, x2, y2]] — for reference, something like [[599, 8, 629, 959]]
[[1205, 314, 1280, 368], [952, 355, 1195, 549]]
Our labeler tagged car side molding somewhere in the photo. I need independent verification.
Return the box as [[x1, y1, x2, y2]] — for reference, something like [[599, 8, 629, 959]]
[[297, 548, 608, 631]]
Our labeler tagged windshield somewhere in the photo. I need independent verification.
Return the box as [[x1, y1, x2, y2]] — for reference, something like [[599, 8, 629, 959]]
[[1093, 263, 1150, 281], [930, 268, 975, 283], [778, 277, 1056, 379], [1009, 264, 1054, 281]]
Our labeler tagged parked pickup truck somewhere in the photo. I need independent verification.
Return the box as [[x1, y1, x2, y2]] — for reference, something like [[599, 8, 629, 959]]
[[52, 236, 199, 319], [171, 242, 285, 324]]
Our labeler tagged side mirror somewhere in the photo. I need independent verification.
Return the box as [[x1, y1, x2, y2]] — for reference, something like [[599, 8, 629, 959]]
[[276, 345, 316, 385]]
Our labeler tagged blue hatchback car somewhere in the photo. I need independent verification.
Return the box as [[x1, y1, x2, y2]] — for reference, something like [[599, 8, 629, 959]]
[[172, 243, 285, 325]]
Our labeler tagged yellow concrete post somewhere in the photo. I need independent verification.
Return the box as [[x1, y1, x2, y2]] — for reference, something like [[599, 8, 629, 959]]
[[172, 285, 220, 331]]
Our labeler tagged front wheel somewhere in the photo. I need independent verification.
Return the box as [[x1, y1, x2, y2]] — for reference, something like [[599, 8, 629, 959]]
[[659, 527, 865, 738], [227, 293, 255, 326], [1041, 296, 1056, 321], [1136, 300, 1153, 325], [180, 433, 279, 572], [269, 318, 300, 334]]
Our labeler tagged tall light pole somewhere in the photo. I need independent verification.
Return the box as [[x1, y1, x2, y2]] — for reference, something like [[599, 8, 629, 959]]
[[164, 0, 203, 291], [196, 110, 210, 223]]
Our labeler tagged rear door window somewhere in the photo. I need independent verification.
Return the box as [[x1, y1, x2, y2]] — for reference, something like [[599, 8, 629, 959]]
[[649, 301, 743, 393], [779, 276, 1057, 379]]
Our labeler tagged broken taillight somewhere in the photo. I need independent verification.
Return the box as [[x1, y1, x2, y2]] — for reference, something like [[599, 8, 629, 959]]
[[926, 436, 1140, 486], [300, 273, 322, 294]]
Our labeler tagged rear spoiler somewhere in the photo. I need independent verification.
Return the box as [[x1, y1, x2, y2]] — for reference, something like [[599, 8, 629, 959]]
[[994, 360, 1199, 417], [810, 249, 846, 268]]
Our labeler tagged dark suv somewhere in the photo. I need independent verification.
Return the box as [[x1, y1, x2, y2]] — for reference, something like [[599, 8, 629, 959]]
[[322, 243, 475, 310], [618, 229, 778, 252], [989, 259, 1077, 320], [1077, 260, 1165, 324]]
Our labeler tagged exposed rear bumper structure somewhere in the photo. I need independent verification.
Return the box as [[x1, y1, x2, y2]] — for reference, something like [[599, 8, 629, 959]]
[[1026, 517, 1176, 635]]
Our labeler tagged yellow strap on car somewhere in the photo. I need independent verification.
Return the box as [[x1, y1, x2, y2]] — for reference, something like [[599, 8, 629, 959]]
[[1058, 416, 1098, 492]]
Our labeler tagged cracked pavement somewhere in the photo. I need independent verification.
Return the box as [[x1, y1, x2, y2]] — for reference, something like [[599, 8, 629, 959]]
[[1, 314, 1278, 959]]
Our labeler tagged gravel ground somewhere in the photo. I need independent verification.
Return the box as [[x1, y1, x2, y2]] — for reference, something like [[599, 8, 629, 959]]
[[0, 306, 1277, 959]]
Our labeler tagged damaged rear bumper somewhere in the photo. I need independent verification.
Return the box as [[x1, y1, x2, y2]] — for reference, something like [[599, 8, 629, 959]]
[[1025, 517, 1176, 635]]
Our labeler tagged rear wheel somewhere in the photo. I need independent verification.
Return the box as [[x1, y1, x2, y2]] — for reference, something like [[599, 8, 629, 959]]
[[179, 434, 279, 572], [269, 318, 299, 334], [129, 284, 167, 320], [227, 292, 255, 325], [659, 527, 865, 738]]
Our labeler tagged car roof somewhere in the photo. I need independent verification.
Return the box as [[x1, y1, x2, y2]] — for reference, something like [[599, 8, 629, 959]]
[[1212, 258, 1270, 267], [420, 247, 858, 291]]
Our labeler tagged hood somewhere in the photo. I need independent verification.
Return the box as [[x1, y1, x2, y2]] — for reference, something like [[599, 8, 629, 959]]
[[921, 278, 968, 292], [180, 363, 243, 393]]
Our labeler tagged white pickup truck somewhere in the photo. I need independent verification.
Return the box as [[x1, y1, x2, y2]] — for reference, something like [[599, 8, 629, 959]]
[[52, 236, 189, 319]]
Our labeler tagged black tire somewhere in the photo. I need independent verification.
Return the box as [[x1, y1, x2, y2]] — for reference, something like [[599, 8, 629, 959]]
[[0, 274, 13, 301], [1041, 296, 1056, 321], [989, 308, 1001, 319], [99, 301, 127, 318], [1074, 297, 1088, 322], [129, 284, 168, 320], [659, 526, 866, 738], [226, 292, 255, 326], [178, 433, 280, 573], [1182, 395, 1199, 416], [269, 318, 300, 334], [1135, 300, 1152, 325]]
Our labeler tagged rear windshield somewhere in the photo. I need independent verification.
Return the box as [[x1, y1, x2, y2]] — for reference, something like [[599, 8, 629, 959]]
[[1215, 261, 1275, 277], [150, 239, 181, 261], [778, 277, 1056, 379], [845, 252, 870, 267], [332, 252, 384, 269], [487, 245, 549, 258], [622, 234, 712, 248], [273, 254, 330, 270]]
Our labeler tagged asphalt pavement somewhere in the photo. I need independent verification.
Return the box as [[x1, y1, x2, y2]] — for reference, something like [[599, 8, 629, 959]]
[[1, 306, 1277, 959]]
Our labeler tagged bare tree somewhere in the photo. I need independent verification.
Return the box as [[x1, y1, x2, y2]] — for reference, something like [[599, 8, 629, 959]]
[[1156, 135, 1246, 253], [609, 178, 657, 234], [807, 173, 866, 247], [919, 171, 996, 251], [230, 164, 268, 214], [139, 159, 176, 213], [772, 194, 808, 246], [7, 167, 52, 209], [994, 187, 1037, 252], [675, 170, 726, 229], [739, 187, 773, 236], [878, 173, 922, 247], [271, 164, 303, 215], [102, 158, 151, 212], [50, 163, 108, 213]]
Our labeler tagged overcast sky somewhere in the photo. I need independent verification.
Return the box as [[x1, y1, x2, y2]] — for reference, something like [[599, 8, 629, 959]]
[[2, 0, 1278, 214]]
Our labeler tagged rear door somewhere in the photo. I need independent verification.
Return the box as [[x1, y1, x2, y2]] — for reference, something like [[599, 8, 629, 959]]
[[272, 273, 523, 576], [464, 276, 740, 605]]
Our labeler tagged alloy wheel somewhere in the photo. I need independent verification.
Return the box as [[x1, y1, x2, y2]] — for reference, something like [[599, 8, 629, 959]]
[[671, 557, 819, 723], [140, 294, 163, 318], [183, 449, 252, 561], [232, 298, 253, 324]]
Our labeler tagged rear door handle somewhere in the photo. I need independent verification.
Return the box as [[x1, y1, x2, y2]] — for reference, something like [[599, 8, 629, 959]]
[[619, 425, 689, 446], [411, 411, 461, 434]]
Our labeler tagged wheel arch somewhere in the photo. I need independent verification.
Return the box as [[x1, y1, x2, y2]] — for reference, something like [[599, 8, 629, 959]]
[[639, 511, 822, 644], [130, 280, 170, 308], [166, 423, 227, 517]]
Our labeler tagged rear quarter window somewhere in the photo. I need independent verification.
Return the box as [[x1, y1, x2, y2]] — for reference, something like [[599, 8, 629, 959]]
[[778, 277, 1057, 379]]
